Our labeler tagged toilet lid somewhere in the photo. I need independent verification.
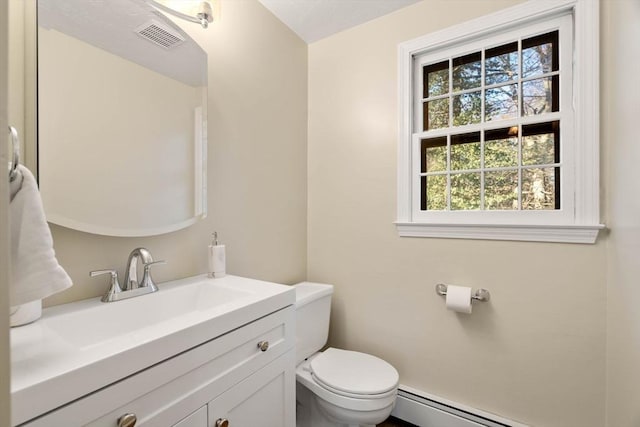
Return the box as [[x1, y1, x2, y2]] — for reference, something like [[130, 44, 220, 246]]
[[310, 348, 399, 396]]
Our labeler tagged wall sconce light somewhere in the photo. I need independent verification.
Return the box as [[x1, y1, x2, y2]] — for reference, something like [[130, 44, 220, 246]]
[[147, 0, 219, 29]]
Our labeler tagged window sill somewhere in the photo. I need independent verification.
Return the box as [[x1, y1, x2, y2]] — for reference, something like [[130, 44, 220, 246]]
[[395, 222, 605, 244]]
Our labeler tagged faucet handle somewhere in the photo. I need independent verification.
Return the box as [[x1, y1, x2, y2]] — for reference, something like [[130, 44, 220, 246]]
[[90, 269, 115, 277], [141, 260, 166, 291], [143, 260, 166, 268], [90, 269, 123, 302]]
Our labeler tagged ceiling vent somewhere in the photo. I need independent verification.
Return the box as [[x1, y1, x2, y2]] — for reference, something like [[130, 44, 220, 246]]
[[135, 19, 185, 49]]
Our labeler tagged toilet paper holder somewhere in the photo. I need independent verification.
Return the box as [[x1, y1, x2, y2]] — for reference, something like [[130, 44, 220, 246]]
[[435, 283, 491, 302]]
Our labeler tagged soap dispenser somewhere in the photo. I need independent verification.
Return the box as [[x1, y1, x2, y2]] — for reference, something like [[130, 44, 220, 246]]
[[208, 232, 226, 278]]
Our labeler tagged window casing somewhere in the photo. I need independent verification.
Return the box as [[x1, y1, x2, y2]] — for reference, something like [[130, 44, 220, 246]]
[[396, 0, 602, 243]]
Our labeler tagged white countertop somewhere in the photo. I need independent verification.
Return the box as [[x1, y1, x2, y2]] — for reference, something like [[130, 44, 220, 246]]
[[10, 274, 294, 426]]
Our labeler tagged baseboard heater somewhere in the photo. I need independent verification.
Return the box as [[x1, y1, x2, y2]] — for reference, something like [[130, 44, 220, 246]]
[[391, 386, 530, 427]]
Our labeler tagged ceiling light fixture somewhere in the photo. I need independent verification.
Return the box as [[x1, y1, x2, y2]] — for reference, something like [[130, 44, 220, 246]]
[[146, 0, 219, 29]]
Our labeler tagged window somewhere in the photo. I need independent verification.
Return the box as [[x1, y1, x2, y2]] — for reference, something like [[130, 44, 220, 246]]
[[396, 0, 602, 243], [420, 30, 561, 212]]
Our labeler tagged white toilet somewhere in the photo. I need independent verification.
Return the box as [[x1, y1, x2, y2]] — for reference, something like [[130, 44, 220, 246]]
[[294, 282, 399, 427]]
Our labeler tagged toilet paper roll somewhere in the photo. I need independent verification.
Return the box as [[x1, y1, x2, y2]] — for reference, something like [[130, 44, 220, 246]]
[[445, 285, 472, 314]]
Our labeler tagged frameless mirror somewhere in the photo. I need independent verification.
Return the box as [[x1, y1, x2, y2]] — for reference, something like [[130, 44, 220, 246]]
[[37, 0, 207, 236]]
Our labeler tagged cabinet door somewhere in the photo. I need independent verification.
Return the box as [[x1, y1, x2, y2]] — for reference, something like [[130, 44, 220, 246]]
[[173, 406, 207, 427], [208, 350, 295, 427]]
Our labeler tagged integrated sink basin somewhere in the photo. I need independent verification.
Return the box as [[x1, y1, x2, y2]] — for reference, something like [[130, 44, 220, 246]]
[[45, 278, 252, 348], [10, 274, 295, 425]]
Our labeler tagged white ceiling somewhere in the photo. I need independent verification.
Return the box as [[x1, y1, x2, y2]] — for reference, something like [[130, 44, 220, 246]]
[[38, 0, 207, 86], [257, 0, 421, 44]]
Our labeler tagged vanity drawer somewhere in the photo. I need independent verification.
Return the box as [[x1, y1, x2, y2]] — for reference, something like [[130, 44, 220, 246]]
[[22, 306, 294, 427]]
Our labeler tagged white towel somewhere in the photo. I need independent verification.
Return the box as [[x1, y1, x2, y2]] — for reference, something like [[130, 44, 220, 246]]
[[9, 166, 23, 201], [10, 165, 72, 306]]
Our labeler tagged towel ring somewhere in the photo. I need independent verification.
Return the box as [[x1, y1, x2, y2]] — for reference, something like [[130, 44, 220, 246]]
[[8, 126, 19, 182]]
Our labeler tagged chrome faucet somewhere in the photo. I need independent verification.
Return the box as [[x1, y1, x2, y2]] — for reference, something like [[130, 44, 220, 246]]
[[124, 247, 153, 290], [90, 247, 165, 302]]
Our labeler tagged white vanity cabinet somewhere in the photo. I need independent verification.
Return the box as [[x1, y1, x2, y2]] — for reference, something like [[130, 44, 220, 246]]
[[173, 406, 207, 427], [20, 305, 295, 427]]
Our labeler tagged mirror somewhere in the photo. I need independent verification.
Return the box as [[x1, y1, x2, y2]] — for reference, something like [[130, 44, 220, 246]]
[[37, 0, 207, 236]]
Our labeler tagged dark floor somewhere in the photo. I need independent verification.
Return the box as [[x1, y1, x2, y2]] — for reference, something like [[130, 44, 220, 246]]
[[377, 416, 419, 427]]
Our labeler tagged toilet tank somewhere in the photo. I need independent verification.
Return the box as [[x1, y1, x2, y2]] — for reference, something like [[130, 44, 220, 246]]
[[294, 282, 334, 365]]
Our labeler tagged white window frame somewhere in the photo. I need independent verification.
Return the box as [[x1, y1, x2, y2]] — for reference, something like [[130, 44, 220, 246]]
[[396, 0, 603, 244]]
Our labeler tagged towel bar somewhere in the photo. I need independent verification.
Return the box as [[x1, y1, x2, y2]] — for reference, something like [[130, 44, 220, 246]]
[[8, 126, 19, 182]]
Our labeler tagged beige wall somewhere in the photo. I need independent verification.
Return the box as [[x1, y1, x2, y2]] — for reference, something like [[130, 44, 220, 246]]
[[308, 1, 607, 426], [2, 2, 12, 424], [604, 1, 640, 426], [43, 0, 308, 306]]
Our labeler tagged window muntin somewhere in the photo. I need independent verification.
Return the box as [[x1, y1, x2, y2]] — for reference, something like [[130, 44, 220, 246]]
[[419, 121, 560, 211], [421, 31, 559, 132], [417, 30, 563, 213]]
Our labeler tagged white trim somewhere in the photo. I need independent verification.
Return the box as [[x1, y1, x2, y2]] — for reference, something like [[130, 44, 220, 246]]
[[396, 0, 601, 244], [393, 385, 530, 427], [397, 39, 413, 222], [398, 0, 576, 57], [572, 0, 600, 225], [396, 222, 603, 244]]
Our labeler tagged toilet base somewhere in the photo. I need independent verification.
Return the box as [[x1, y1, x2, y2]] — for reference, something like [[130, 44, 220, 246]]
[[296, 381, 390, 427]]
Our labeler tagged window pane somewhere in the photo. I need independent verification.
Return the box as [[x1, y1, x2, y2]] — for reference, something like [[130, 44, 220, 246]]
[[423, 98, 449, 130], [484, 127, 518, 168], [522, 121, 559, 165], [452, 52, 481, 92], [451, 172, 480, 210], [485, 169, 518, 210], [452, 91, 481, 126], [522, 75, 558, 116], [451, 132, 480, 171], [522, 31, 558, 78], [485, 42, 518, 85], [422, 175, 447, 211], [485, 84, 518, 121], [421, 137, 447, 172], [424, 61, 449, 98], [522, 167, 559, 210]]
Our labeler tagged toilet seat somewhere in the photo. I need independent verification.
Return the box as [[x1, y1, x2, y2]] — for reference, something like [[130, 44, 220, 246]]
[[296, 358, 397, 414], [309, 348, 399, 399]]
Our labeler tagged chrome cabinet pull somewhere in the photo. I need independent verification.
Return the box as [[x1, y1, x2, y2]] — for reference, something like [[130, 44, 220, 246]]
[[257, 340, 269, 352], [118, 413, 137, 427], [215, 418, 229, 427]]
